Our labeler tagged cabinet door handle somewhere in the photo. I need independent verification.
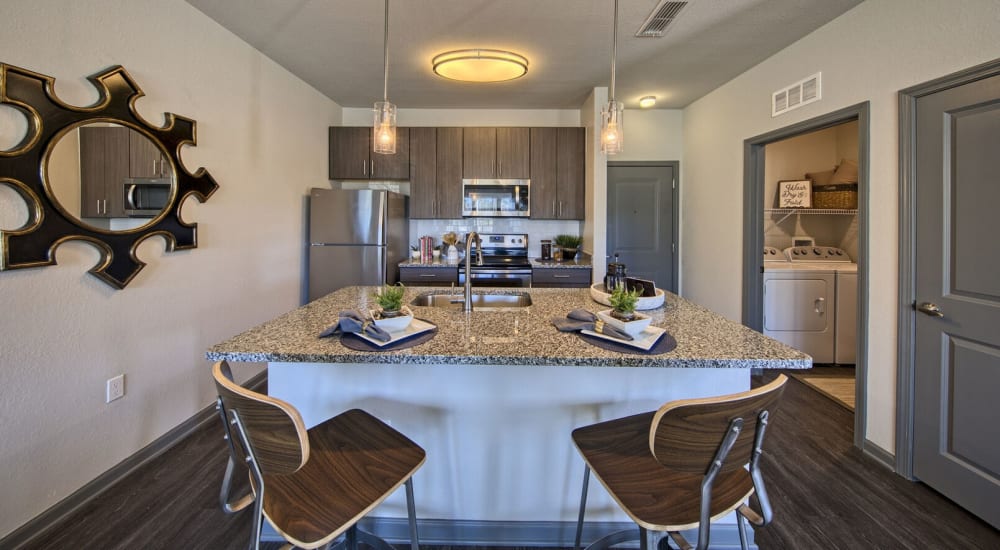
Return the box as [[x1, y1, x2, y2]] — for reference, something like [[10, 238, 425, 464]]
[[419, 273, 437, 278], [498, 160, 502, 177], [362, 159, 367, 176], [559, 201, 563, 217]]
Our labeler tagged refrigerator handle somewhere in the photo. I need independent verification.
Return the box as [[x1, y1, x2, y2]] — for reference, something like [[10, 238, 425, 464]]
[[378, 191, 387, 244], [378, 246, 387, 286]]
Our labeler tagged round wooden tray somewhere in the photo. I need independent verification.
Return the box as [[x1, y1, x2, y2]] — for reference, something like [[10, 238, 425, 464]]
[[589, 283, 666, 310]]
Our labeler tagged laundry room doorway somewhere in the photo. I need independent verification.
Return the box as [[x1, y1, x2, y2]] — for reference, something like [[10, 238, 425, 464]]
[[742, 103, 870, 449]]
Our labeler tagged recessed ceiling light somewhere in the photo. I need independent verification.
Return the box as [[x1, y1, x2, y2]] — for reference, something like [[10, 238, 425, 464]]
[[639, 96, 657, 108], [432, 49, 528, 83]]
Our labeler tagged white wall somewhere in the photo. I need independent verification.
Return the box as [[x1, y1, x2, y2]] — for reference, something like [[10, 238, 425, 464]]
[[0, 0, 341, 538], [682, 0, 1000, 451]]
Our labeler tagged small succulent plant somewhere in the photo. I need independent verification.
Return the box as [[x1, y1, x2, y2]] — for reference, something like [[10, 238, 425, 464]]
[[372, 283, 405, 312], [608, 282, 640, 319]]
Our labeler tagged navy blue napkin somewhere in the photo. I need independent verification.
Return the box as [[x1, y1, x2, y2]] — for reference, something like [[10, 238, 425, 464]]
[[319, 310, 391, 342], [551, 309, 634, 341]]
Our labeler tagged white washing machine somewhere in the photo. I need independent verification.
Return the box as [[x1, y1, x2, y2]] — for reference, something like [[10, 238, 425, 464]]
[[762, 246, 857, 364]]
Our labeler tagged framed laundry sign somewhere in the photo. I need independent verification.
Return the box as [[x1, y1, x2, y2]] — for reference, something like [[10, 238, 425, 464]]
[[778, 179, 812, 208]]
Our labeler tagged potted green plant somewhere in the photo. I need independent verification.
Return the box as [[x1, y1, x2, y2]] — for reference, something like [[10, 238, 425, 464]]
[[372, 283, 406, 317], [554, 234, 583, 260], [410, 245, 420, 260], [432, 245, 442, 260], [598, 282, 652, 336], [370, 283, 412, 331]]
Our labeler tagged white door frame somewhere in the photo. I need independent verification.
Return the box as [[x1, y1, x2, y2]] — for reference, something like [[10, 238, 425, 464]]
[[895, 57, 1000, 478]]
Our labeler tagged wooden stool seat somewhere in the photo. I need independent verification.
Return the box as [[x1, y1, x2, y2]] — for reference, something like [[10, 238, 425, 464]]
[[262, 409, 425, 547], [212, 361, 425, 550], [572, 375, 788, 550], [573, 412, 754, 531]]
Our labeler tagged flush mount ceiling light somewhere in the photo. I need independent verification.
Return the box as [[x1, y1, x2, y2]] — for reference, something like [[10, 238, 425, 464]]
[[601, 0, 624, 155], [432, 49, 529, 83], [373, 0, 396, 154], [639, 95, 657, 108]]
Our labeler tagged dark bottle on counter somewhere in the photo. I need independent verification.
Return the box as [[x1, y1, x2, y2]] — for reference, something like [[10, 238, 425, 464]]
[[541, 240, 552, 260], [605, 254, 626, 290]]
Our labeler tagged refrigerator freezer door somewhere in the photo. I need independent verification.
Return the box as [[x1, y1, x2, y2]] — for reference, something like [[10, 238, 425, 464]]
[[308, 245, 386, 302], [309, 188, 386, 245]]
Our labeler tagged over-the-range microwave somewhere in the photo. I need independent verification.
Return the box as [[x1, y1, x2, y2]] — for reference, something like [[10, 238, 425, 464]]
[[462, 179, 529, 217]]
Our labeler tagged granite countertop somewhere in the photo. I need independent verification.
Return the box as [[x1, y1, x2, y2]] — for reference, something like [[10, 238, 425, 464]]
[[531, 258, 592, 269], [399, 259, 461, 268], [207, 286, 810, 369]]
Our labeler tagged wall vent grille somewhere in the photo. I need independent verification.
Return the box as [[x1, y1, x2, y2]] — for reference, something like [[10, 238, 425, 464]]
[[636, 1, 690, 37], [772, 72, 822, 117]]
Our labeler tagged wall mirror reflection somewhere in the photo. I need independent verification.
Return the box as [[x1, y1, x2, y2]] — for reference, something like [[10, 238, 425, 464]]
[[47, 123, 176, 232]]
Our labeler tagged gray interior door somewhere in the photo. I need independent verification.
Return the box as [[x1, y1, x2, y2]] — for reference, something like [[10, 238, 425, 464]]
[[607, 163, 677, 292], [913, 71, 1000, 529]]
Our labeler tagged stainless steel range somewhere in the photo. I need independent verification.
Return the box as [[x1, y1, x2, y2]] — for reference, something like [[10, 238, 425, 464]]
[[459, 233, 531, 287]]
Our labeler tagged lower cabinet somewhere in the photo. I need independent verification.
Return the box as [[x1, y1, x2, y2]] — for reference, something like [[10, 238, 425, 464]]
[[400, 266, 458, 286], [532, 268, 591, 288]]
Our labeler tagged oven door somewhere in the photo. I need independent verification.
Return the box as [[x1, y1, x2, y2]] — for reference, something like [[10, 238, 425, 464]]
[[459, 268, 532, 287]]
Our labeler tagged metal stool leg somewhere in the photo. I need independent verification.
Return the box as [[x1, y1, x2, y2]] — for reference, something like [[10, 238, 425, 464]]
[[737, 509, 750, 550], [405, 477, 419, 550], [575, 465, 591, 550]]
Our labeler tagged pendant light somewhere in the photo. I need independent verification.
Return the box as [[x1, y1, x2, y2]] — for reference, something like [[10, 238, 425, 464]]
[[601, 0, 623, 155], [373, 0, 396, 154]]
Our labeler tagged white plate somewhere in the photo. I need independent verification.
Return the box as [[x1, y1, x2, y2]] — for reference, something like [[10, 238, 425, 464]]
[[581, 325, 666, 351], [355, 318, 436, 347]]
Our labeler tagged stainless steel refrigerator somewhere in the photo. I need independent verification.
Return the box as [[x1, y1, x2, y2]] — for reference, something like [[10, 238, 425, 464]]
[[308, 188, 409, 302]]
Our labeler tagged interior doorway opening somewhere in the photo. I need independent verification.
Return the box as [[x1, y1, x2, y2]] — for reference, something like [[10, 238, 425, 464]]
[[743, 103, 871, 450]]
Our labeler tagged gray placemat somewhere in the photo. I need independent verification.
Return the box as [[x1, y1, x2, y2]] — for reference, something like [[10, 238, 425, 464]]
[[577, 330, 677, 355], [339, 320, 438, 352]]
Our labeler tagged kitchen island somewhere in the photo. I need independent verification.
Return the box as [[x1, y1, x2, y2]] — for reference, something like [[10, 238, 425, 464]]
[[207, 286, 809, 545]]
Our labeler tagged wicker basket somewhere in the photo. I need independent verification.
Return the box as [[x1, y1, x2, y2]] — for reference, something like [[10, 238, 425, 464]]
[[812, 183, 858, 209]]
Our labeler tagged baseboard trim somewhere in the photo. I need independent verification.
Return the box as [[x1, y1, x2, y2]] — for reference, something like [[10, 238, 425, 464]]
[[262, 517, 757, 548], [1, 371, 267, 549], [862, 438, 896, 471]]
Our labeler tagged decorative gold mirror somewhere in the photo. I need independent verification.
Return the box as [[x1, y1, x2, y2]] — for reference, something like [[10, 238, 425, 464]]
[[0, 63, 218, 288]]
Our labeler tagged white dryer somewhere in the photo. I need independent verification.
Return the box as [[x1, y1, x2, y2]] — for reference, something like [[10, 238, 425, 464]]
[[762, 246, 857, 364]]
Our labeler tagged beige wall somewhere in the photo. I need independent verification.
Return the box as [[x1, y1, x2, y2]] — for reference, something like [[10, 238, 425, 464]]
[[0, 0, 341, 537], [682, 0, 1000, 451]]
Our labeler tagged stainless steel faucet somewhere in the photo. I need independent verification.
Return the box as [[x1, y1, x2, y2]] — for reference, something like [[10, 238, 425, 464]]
[[464, 232, 483, 312]]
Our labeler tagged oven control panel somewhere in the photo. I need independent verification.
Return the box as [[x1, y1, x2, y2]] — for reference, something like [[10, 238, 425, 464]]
[[476, 233, 528, 251]]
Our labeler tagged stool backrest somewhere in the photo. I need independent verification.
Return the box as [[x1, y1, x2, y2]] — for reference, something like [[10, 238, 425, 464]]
[[213, 361, 310, 475], [649, 374, 787, 474]]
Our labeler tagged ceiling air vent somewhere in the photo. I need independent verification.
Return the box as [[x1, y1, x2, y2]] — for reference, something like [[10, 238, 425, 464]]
[[636, 1, 690, 37], [772, 72, 822, 117]]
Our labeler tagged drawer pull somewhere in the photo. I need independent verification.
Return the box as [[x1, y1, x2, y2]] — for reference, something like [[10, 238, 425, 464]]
[[554, 274, 570, 278], [419, 274, 437, 277]]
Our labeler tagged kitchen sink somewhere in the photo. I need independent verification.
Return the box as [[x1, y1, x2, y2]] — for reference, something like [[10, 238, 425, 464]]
[[410, 292, 533, 310]]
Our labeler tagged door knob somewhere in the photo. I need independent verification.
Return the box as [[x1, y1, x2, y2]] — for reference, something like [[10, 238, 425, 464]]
[[917, 302, 944, 317]]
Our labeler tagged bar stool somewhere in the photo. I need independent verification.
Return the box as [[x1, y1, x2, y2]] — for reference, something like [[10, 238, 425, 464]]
[[572, 374, 788, 550], [212, 360, 426, 550]]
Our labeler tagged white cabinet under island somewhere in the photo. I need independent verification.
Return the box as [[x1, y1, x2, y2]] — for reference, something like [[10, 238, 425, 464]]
[[207, 286, 809, 546]]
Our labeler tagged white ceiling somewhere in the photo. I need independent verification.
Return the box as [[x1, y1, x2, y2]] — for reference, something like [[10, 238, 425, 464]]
[[186, 0, 862, 110]]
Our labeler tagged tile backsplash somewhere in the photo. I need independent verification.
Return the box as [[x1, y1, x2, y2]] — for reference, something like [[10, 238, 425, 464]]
[[410, 219, 583, 258]]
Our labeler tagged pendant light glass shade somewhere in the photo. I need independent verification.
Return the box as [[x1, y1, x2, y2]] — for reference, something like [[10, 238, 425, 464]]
[[373, 101, 396, 154], [373, 0, 396, 155], [601, 0, 623, 156], [601, 99, 624, 155]]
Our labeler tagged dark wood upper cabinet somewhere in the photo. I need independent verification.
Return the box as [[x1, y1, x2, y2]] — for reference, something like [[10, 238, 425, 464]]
[[80, 126, 130, 218], [436, 127, 463, 218], [496, 127, 530, 178], [409, 127, 437, 218], [128, 131, 168, 178], [530, 127, 558, 219], [329, 126, 410, 180], [462, 127, 496, 178], [556, 127, 585, 219], [529, 127, 584, 220], [463, 127, 529, 179]]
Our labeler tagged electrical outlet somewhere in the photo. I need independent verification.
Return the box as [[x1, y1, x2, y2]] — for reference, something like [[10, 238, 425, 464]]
[[106, 374, 125, 403]]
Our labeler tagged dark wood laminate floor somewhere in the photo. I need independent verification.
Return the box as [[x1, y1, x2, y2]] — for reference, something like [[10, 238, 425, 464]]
[[16, 373, 999, 549]]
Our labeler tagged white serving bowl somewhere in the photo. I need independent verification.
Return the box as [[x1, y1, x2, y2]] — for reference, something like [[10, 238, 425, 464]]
[[590, 284, 666, 310], [371, 306, 414, 333], [596, 309, 652, 337]]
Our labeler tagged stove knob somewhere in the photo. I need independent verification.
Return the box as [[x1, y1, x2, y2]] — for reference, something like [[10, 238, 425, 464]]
[[813, 248, 821, 255], [835, 250, 843, 256]]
